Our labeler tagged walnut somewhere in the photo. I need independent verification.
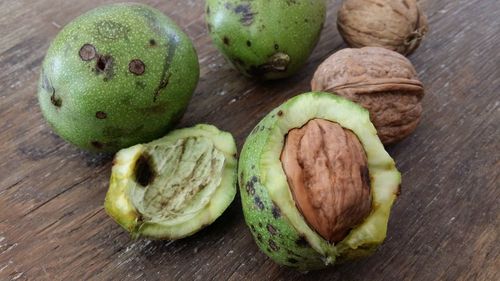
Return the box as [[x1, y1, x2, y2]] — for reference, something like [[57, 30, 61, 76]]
[[337, 0, 428, 56], [281, 118, 371, 243], [311, 47, 425, 144]]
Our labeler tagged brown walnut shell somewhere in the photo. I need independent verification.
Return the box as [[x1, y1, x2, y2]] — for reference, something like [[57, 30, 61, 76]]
[[311, 47, 425, 145], [281, 119, 372, 243], [337, 0, 428, 56]]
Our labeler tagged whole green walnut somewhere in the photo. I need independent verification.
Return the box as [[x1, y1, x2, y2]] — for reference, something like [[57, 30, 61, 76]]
[[337, 0, 428, 56], [205, 0, 326, 80], [38, 3, 199, 152], [239, 92, 401, 270]]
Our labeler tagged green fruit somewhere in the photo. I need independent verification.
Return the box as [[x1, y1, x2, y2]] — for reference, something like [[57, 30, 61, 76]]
[[38, 3, 199, 152], [205, 0, 326, 80], [105, 124, 237, 239], [238, 92, 401, 270]]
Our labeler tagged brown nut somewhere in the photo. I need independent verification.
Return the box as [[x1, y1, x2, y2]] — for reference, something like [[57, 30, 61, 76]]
[[337, 0, 428, 56], [281, 118, 371, 243], [311, 47, 425, 144]]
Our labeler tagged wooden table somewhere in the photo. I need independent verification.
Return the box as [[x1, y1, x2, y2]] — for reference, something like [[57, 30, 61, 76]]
[[1, 0, 499, 280]]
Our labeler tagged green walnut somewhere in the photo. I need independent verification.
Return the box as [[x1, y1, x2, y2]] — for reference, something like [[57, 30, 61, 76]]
[[205, 0, 326, 80], [38, 3, 199, 152], [238, 92, 401, 270], [105, 124, 237, 239]]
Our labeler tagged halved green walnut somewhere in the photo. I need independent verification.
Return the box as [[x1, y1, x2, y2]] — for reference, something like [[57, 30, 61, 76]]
[[239, 92, 401, 270], [105, 124, 237, 239]]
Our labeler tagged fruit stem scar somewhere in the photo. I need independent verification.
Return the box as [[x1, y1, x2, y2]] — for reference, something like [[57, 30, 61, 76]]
[[269, 53, 290, 71]]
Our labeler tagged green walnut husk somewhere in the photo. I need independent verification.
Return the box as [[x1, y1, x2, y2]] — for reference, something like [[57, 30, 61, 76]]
[[38, 3, 199, 152], [205, 0, 326, 80], [238, 92, 401, 270], [105, 124, 237, 240]]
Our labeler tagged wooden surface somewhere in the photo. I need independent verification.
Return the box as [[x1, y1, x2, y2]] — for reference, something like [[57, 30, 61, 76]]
[[1, 0, 499, 280]]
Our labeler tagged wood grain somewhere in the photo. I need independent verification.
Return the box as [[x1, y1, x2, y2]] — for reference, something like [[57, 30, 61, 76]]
[[1, 0, 499, 280]]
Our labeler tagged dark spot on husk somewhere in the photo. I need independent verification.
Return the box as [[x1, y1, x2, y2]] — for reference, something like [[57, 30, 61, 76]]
[[147, 27, 178, 102], [246, 175, 258, 195], [268, 240, 279, 251], [95, 111, 107, 119], [233, 4, 256, 26], [361, 165, 371, 188], [267, 224, 278, 236], [286, 0, 298, 5], [245, 180, 255, 195], [246, 40, 252, 47], [277, 110, 284, 117], [286, 250, 302, 257], [258, 222, 263, 228], [296, 236, 309, 247], [91, 141, 104, 149], [129, 59, 145, 75], [153, 72, 171, 102], [149, 39, 157, 46], [134, 153, 156, 187], [135, 80, 146, 89], [206, 6, 210, 15], [223, 36, 230, 45], [254, 196, 264, 210], [271, 204, 281, 219], [288, 258, 298, 264], [95, 54, 114, 80], [250, 224, 256, 232], [50, 94, 62, 108], [274, 43, 279, 50], [79, 44, 96, 61], [257, 233, 263, 243], [251, 165, 255, 169]]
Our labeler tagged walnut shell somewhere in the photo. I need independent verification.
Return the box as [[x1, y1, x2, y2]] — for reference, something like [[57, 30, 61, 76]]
[[281, 119, 371, 243], [311, 47, 425, 144], [337, 0, 428, 56]]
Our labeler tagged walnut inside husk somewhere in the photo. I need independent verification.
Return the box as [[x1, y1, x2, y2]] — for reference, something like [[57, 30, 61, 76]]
[[337, 0, 428, 56], [311, 47, 425, 144], [281, 118, 372, 243]]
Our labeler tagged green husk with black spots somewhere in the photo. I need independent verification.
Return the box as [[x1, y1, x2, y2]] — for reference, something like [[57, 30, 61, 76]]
[[239, 92, 401, 270], [205, 0, 326, 80], [38, 3, 199, 152]]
